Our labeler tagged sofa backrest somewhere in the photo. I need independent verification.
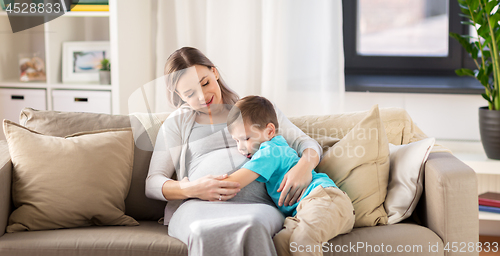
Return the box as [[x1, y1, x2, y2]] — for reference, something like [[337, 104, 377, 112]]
[[289, 107, 425, 151], [19, 108, 166, 221]]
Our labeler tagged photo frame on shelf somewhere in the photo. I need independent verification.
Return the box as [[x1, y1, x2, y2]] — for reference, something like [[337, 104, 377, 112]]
[[62, 41, 110, 83]]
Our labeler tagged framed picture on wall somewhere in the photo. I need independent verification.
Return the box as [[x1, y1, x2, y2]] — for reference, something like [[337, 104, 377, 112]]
[[62, 41, 110, 83]]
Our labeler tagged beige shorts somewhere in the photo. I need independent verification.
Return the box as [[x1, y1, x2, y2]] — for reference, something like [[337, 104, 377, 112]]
[[273, 186, 355, 256]]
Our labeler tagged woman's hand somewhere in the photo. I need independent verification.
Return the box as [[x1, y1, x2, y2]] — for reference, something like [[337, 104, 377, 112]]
[[185, 174, 241, 201], [277, 148, 319, 206]]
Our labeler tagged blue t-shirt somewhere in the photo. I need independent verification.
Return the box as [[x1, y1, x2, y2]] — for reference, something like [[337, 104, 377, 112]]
[[242, 135, 337, 217]]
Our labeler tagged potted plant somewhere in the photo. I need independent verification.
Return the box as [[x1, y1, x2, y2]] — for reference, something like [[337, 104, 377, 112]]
[[99, 58, 111, 85], [450, 0, 500, 159]]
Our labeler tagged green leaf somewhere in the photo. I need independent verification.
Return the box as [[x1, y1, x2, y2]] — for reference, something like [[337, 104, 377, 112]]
[[472, 43, 480, 59], [450, 32, 473, 53], [483, 36, 492, 48], [475, 68, 491, 86], [478, 24, 490, 38], [459, 3, 470, 11], [470, 0, 479, 11], [474, 9, 486, 24], [482, 50, 492, 60], [490, 12, 500, 28], [456, 68, 476, 77], [462, 21, 476, 26], [485, 0, 499, 14], [482, 93, 493, 103], [496, 29, 500, 44], [460, 35, 477, 39], [459, 13, 473, 20], [481, 73, 490, 85], [476, 68, 485, 79]]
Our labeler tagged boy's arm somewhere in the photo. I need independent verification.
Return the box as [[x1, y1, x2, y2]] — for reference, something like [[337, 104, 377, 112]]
[[224, 168, 260, 189]]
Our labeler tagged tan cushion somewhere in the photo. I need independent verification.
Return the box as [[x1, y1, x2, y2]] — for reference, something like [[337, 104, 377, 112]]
[[0, 221, 187, 256], [19, 108, 167, 221], [3, 120, 139, 232], [316, 104, 390, 228]]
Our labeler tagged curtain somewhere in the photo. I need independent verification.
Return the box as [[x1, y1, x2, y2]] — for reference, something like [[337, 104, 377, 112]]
[[152, 0, 345, 116]]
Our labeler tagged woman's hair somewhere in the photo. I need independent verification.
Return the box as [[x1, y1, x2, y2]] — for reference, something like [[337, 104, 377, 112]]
[[227, 95, 279, 132], [164, 47, 239, 108]]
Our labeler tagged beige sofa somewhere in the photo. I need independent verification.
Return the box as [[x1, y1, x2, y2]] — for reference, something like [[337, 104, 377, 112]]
[[0, 108, 478, 256]]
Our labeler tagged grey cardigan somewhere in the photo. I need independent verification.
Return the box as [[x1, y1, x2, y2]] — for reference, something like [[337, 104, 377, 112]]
[[145, 102, 323, 223]]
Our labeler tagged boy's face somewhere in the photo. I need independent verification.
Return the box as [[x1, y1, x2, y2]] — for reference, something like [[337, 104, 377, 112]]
[[230, 120, 275, 158]]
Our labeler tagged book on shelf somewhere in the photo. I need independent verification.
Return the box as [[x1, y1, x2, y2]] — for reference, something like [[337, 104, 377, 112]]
[[479, 192, 500, 208], [70, 4, 109, 12], [479, 205, 500, 214], [73, 0, 109, 4]]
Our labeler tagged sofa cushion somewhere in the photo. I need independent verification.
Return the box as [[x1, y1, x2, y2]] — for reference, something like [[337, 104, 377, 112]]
[[0, 221, 187, 256], [3, 120, 139, 232], [324, 223, 443, 256], [19, 108, 132, 136], [385, 138, 435, 224], [316, 105, 390, 228], [19, 108, 167, 221]]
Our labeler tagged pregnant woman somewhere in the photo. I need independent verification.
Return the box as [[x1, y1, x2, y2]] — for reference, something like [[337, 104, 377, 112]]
[[145, 47, 323, 256]]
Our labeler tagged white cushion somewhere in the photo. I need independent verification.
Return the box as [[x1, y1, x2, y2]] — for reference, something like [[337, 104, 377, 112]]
[[384, 137, 435, 224]]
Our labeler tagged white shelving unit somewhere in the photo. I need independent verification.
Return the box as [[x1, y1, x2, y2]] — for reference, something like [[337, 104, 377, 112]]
[[0, 9, 114, 125], [437, 139, 500, 236], [0, 0, 156, 118]]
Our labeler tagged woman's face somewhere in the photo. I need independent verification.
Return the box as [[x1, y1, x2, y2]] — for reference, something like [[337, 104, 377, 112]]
[[176, 65, 223, 113]]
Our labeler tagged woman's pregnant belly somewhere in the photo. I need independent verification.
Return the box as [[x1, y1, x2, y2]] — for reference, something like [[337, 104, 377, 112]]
[[188, 147, 274, 205]]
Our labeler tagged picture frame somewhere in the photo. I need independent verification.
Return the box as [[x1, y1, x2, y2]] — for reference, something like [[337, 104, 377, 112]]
[[62, 41, 110, 83]]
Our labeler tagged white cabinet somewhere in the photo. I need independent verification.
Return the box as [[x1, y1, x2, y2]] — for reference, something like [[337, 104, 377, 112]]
[[0, 88, 47, 139], [52, 90, 111, 114]]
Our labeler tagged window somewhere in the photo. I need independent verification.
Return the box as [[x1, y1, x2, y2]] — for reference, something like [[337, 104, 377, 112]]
[[357, 0, 449, 57], [343, 0, 472, 76]]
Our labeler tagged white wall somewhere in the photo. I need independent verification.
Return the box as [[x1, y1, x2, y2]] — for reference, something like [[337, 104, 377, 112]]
[[343, 92, 485, 141]]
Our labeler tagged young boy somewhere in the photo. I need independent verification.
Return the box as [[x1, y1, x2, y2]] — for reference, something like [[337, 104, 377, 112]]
[[225, 95, 355, 256]]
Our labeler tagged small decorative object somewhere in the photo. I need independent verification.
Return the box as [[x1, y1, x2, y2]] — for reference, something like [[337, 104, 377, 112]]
[[99, 58, 111, 85], [450, 0, 500, 159], [19, 53, 46, 82], [62, 41, 111, 83]]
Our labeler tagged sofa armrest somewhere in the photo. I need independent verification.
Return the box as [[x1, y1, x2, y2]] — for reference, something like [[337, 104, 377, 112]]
[[419, 152, 478, 256], [0, 140, 11, 238]]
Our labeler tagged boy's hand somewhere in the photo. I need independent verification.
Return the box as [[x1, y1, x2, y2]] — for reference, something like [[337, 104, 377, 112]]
[[277, 163, 312, 206]]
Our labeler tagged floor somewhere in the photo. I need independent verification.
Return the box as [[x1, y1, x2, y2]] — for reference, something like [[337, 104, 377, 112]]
[[479, 236, 500, 256]]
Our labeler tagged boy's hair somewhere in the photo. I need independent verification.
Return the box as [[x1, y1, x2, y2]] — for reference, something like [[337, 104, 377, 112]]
[[227, 95, 279, 132]]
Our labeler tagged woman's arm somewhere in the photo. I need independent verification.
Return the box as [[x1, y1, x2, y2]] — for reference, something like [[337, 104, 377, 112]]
[[146, 115, 240, 202], [273, 103, 323, 206], [145, 122, 177, 201]]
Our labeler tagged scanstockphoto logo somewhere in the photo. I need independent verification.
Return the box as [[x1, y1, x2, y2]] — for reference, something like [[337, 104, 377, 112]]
[[4, 0, 79, 33]]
